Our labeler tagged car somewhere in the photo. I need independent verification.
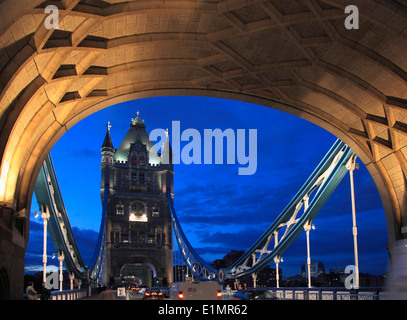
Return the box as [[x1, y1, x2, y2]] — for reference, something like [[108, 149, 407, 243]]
[[169, 281, 223, 300], [143, 288, 163, 300], [156, 287, 169, 298], [232, 289, 277, 300], [127, 285, 139, 292]]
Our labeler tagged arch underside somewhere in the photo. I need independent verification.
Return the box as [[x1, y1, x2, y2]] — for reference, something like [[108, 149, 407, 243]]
[[0, 0, 407, 243]]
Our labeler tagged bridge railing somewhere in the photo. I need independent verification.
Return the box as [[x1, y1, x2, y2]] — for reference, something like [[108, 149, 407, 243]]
[[24, 286, 98, 300], [271, 287, 385, 300], [49, 288, 91, 300], [222, 287, 387, 300]]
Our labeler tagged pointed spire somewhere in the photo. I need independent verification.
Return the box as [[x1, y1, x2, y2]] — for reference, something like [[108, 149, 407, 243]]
[[161, 128, 173, 166], [102, 121, 114, 149]]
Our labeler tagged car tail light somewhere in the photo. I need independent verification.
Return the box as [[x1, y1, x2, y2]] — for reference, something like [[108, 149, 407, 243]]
[[178, 291, 184, 300], [217, 290, 222, 298]]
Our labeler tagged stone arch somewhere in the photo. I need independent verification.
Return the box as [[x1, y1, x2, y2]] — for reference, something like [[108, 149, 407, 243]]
[[120, 262, 157, 278], [118, 260, 159, 287], [1, 0, 407, 298], [17, 89, 403, 243]]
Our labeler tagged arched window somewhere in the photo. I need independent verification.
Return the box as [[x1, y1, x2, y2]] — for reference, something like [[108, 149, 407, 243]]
[[112, 225, 121, 244], [131, 202, 144, 214], [129, 202, 147, 222]]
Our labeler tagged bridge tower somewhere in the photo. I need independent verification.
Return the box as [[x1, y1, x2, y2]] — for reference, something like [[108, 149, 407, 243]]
[[100, 112, 173, 287]]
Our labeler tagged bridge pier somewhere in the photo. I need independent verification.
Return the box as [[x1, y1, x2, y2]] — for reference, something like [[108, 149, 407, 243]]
[[0, 206, 28, 300]]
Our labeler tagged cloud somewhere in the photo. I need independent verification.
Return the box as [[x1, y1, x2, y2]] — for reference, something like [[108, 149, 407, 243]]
[[71, 227, 99, 266], [25, 218, 99, 271]]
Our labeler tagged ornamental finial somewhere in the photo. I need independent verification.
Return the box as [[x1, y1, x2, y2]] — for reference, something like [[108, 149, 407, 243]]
[[131, 110, 145, 126]]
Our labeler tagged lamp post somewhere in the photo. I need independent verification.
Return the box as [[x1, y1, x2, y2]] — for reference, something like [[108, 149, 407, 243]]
[[41, 206, 50, 283], [70, 273, 74, 291], [252, 253, 257, 288], [274, 256, 281, 288], [346, 155, 359, 289], [58, 251, 64, 291], [304, 220, 313, 288]]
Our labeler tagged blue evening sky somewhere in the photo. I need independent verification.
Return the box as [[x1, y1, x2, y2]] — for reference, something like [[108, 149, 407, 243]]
[[25, 96, 389, 277]]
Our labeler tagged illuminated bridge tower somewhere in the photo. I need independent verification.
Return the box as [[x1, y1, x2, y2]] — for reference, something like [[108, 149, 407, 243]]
[[100, 112, 173, 287]]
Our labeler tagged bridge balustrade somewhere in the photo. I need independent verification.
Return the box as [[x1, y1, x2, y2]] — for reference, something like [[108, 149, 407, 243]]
[[50, 288, 91, 300], [221, 287, 386, 300], [24, 287, 97, 300]]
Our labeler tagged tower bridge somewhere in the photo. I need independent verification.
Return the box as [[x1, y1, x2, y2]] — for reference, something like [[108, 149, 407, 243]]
[[0, 0, 407, 299], [29, 120, 388, 300], [32, 112, 355, 290]]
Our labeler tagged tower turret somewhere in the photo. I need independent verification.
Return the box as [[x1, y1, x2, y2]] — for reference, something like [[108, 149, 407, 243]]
[[101, 121, 114, 166], [99, 112, 173, 287]]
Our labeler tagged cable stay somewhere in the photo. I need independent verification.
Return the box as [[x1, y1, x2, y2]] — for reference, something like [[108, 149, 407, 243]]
[[35, 153, 110, 284], [168, 139, 356, 282], [34, 154, 89, 281], [89, 183, 109, 283]]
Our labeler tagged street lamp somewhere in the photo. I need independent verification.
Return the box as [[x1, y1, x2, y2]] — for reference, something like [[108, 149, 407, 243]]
[[274, 255, 281, 288], [304, 220, 313, 288], [41, 206, 50, 283], [58, 251, 64, 291], [346, 155, 359, 289]]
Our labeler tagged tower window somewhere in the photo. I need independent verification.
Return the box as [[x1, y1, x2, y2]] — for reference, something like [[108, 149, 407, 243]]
[[116, 204, 124, 215], [152, 207, 159, 217], [131, 156, 137, 165], [129, 213, 148, 222], [131, 202, 145, 213], [129, 202, 147, 222], [140, 156, 145, 166]]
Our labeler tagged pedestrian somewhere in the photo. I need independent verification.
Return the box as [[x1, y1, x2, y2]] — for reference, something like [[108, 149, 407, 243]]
[[225, 284, 232, 299], [40, 282, 51, 300], [26, 282, 38, 300]]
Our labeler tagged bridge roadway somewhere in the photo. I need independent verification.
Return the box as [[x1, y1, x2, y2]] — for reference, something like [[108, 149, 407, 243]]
[[77, 287, 385, 301], [80, 290, 139, 300], [27, 285, 385, 300], [80, 288, 165, 300]]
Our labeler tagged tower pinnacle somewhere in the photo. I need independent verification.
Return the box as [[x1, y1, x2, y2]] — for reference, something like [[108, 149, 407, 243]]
[[101, 121, 114, 149], [131, 110, 145, 127]]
